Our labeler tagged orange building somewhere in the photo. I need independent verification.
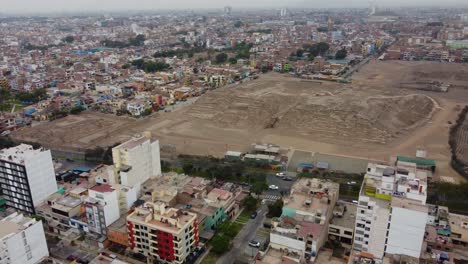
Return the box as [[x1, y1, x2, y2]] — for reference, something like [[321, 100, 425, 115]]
[[107, 216, 129, 247]]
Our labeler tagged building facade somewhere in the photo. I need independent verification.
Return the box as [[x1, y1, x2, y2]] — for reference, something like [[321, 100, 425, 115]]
[[0, 212, 49, 264], [353, 162, 429, 261], [127, 201, 199, 264], [0, 144, 58, 213], [112, 133, 162, 191]]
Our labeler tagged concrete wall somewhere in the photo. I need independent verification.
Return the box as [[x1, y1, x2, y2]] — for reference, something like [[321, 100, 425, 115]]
[[270, 232, 305, 254], [25, 149, 58, 206], [288, 150, 385, 174], [2, 220, 49, 264]]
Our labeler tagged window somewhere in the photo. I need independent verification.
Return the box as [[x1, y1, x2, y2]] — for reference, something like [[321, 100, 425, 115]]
[[344, 231, 353, 236]]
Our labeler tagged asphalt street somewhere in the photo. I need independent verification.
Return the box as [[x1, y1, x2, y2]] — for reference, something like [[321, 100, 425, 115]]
[[216, 205, 267, 264], [265, 173, 296, 197]]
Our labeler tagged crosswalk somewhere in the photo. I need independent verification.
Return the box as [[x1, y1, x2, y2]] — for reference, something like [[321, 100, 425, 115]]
[[260, 195, 281, 201]]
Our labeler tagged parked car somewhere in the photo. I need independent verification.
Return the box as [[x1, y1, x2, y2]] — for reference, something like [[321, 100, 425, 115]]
[[283, 176, 293, 181], [249, 240, 261, 248], [275, 172, 286, 177], [251, 211, 258, 219], [269, 185, 279, 190]]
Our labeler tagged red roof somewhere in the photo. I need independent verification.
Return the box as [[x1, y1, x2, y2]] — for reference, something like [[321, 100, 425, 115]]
[[297, 221, 323, 239], [91, 184, 114, 193]]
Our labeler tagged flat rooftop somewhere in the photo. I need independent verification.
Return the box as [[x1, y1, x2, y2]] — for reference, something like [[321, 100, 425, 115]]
[[255, 248, 301, 264], [54, 195, 82, 209], [330, 202, 357, 230], [391, 197, 428, 213], [108, 215, 128, 232], [0, 213, 37, 238], [115, 135, 149, 150], [0, 144, 47, 164], [449, 213, 468, 242]]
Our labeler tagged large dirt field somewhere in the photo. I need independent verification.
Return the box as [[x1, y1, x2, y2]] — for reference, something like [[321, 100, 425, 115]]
[[13, 60, 468, 181]]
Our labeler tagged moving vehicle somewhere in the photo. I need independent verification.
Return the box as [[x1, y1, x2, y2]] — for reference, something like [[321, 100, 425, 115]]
[[275, 172, 286, 177], [269, 185, 279, 190], [250, 211, 258, 219]]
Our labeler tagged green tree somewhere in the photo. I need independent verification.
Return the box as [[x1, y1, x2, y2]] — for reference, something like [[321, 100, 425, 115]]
[[211, 234, 230, 254], [0, 89, 11, 111], [317, 27, 328, 32], [251, 181, 268, 194], [335, 48, 348, 60], [316, 42, 330, 55], [242, 195, 258, 212], [267, 199, 284, 218], [229, 57, 238, 64], [129, 34, 146, 46], [234, 21, 243, 28], [296, 49, 304, 57], [70, 105, 84, 115], [215, 53, 228, 64], [182, 162, 194, 175], [64, 36, 75, 43]]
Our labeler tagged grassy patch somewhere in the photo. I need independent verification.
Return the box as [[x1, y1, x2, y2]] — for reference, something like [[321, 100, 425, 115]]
[[201, 252, 218, 264]]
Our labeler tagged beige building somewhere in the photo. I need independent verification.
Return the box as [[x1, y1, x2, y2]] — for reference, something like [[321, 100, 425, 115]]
[[127, 201, 199, 264], [328, 201, 357, 248]]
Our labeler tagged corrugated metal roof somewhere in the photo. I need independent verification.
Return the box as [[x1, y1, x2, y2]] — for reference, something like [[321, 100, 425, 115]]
[[397, 156, 436, 167]]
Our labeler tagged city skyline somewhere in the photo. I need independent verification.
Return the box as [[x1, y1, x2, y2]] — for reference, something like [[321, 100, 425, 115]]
[[1, 0, 468, 14]]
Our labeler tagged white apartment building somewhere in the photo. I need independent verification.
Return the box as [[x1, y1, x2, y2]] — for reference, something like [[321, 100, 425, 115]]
[[112, 133, 162, 192], [86, 184, 120, 234], [0, 212, 49, 264], [353, 162, 428, 261], [0, 144, 58, 213]]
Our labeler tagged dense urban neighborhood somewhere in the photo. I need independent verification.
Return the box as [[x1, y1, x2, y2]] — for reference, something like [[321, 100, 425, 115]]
[[1, 3, 468, 264]]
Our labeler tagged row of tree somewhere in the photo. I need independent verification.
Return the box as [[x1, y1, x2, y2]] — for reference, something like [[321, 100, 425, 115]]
[[101, 34, 146, 48], [448, 105, 468, 179], [131, 59, 170, 73]]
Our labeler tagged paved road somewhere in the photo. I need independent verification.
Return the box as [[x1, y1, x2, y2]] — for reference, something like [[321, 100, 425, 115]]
[[216, 205, 267, 264], [265, 173, 296, 197]]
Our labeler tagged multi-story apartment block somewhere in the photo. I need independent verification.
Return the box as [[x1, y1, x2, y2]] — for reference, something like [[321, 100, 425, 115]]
[[353, 162, 429, 261], [112, 133, 162, 191], [328, 201, 357, 248], [268, 178, 339, 262], [0, 212, 49, 264], [127, 201, 199, 264], [84, 184, 120, 236], [0, 144, 58, 213]]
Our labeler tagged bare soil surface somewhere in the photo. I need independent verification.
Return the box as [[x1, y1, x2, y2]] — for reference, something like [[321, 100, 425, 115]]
[[13, 61, 468, 181]]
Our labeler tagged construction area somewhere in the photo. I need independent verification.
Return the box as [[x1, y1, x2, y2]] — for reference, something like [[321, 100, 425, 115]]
[[12, 61, 468, 182]]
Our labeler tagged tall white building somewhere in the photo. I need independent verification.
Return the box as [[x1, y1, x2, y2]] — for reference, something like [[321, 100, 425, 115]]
[[112, 132, 161, 191], [0, 212, 49, 264], [85, 184, 120, 235], [353, 162, 428, 261], [0, 144, 58, 213]]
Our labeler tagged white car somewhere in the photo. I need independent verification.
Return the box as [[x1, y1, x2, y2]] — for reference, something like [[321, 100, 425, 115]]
[[248, 240, 261, 248], [275, 172, 286, 177], [269, 185, 279, 190]]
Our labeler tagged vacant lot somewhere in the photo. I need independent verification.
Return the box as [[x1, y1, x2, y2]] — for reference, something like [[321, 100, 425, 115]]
[[13, 61, 468, 181]]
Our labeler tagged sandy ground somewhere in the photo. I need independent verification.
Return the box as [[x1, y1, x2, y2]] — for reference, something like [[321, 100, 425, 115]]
[[13, 61, 468, 182]]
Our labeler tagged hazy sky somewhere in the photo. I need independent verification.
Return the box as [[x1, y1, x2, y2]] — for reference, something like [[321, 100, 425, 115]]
[[0, 0, 467, 14]]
